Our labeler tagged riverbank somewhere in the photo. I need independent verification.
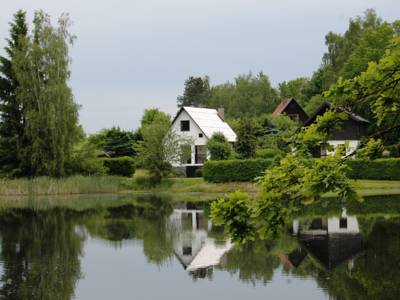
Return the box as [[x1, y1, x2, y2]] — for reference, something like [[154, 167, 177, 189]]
[[0, 174, 399, 199]]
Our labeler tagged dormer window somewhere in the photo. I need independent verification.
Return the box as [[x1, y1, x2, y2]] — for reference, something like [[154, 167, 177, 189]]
[[180, 120, 190, 131]]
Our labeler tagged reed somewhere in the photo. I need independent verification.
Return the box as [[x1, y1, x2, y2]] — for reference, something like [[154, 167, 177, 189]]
[[0, 175, 132, 196]]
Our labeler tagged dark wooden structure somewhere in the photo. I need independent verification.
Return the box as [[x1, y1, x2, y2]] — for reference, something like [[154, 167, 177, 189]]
[[304, 102, 370, 141], [272, 98, 309, 124]]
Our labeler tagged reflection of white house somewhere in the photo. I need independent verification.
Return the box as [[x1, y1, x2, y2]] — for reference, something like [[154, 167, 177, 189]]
[[168, 207, 232, 272], [170, 107, 236, 169], [291, 209, 364, 270], [292, 209, 360, 236]]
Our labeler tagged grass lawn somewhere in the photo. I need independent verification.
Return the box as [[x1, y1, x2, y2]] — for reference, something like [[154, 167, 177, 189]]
[[0, 170, 399, 200], [134, 170, 400, 198]]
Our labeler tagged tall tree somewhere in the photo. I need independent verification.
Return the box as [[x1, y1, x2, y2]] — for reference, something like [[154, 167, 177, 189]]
[[235, 117, 257, 158], [177, 76, 210, 107], [206, 72, 279, 119], [12, 11, 80, 177], [0, 10, 28, 176], [278, 77, 311, 107]]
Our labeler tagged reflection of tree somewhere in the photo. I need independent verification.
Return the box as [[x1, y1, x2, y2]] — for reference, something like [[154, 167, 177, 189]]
[[83, 196, 174, 266], [219, 240, 280, 285], [0, 209, 84, 300]]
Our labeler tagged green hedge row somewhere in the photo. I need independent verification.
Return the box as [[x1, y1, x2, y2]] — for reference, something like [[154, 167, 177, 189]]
[[102, 157, 136, 177], [346, 158, 400, 180], [203, 159, 274, 183]]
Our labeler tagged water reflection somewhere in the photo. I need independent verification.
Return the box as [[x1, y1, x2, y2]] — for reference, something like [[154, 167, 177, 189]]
[[0, 195, 399, 299], [290, 208, 364, 270], [168, 203, 233, 276]]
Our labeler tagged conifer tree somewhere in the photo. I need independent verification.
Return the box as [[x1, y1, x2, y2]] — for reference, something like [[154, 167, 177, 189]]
[[0, 10, 28, 176]]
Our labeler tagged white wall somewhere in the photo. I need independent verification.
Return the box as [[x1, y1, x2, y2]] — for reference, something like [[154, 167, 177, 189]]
[[326, 140, 359, 156], [170, 110, 208, 166], [327, 216, 360, 234]]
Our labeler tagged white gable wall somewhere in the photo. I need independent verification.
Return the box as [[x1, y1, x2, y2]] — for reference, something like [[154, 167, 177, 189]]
[[170, 110, 208, 166]]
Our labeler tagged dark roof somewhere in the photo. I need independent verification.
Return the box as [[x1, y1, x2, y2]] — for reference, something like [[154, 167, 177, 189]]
[[299, 234, 364, 270], [304, 101, 370, 126]]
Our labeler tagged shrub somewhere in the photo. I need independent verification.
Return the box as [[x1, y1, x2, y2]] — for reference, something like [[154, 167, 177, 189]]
[[66, 141, 105, 176], [385, 144, 400, 157], [255, 148, 283, 159], [203, 159, 274, 183], [346, 158, 400, 180], [102, 157, 136, 177], [207, 132, 232, 160]]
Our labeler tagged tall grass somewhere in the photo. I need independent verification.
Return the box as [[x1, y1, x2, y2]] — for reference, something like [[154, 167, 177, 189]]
[[0, 175, 132, 196]]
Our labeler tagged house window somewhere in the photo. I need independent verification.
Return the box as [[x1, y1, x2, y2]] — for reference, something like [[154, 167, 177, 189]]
[[198, 133, 203, 138], [180, 120, 190, 131], [339, 218, 348, 229], [183, 246, 192, 256]]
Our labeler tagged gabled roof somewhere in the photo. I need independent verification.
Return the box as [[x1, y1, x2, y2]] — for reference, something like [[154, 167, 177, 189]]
[[272, 98, 309, 124], [272, 98, 293, 115], [172, 107, 237, 142], [304, 101, 370, 126]]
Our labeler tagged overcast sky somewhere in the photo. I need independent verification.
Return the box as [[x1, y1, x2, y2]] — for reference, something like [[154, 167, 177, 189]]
[[0, 0, 398, 133]]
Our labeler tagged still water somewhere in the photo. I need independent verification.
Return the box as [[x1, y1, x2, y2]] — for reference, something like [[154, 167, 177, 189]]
[[0, 194, 399, 300]]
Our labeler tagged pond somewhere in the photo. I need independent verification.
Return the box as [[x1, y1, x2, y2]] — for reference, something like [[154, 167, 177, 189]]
[[0, 194, 399, 300]]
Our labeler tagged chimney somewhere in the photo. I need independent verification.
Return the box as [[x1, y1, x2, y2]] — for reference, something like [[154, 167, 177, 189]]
[[217, 108, 225, 121]]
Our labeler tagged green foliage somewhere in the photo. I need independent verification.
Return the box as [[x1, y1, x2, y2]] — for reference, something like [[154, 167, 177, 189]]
[[210, 108, 361, 242], [210, 191, 256, 243], [88, 127, 140, 157], [102, 157, 136, 177], [235, 117, 257, 158], [293, 110, 348, 152], [0, 10, 28, 176], [357, 138, 384, 159], [255, 114, 299, 152], [346, 158, 400, 180], [207, 132, 232, 160], [384, 144, 400, 157], [135, 109, 191, 183], [304, 94, 325, 115], [140, 108, 171, 128], [66, 140, 105, 176], [255, 148, 283, 159], [177, 76, 210, 107], [203, 158, 274, 183], [327, 36, 400, 129], [9, 11, 80, 177], [201, 72, 279, 119], [278, 77, 311, 107]]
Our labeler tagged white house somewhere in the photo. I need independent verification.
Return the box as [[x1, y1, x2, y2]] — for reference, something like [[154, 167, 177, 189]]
[[170, 106, 237, 172]]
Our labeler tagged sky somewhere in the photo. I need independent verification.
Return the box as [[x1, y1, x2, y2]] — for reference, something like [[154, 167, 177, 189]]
[[0, 0, 399, 133]]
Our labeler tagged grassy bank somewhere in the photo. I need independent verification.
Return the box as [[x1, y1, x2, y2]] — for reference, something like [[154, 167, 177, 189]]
[[0, 176, 131, 196], [144, 177, 400, 197], [0, 173, 399, 199]]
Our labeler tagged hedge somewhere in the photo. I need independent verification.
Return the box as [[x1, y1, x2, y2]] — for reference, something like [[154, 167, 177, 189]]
[[255, 148, 283, 159], [346, 158, 400, 180], [102, 157, 136, 177], [203, 159, 274, 183]]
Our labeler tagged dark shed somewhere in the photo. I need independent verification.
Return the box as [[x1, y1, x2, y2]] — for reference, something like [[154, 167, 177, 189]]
[[304, 102, 370, 141], [272, 98, 309, 124]]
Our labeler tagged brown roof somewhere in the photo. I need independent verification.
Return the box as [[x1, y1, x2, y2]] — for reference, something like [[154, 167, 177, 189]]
[[272, 98, 293, 115]]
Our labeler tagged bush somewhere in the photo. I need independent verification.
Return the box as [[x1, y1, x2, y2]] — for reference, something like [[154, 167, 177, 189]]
[[385, 144, 400, 157], [203, 159, 274, 183], [102, 157, 136, 177], [207, 132, 232, 160], [346, 158, 400, 180], [255, 148, 283, 159]]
